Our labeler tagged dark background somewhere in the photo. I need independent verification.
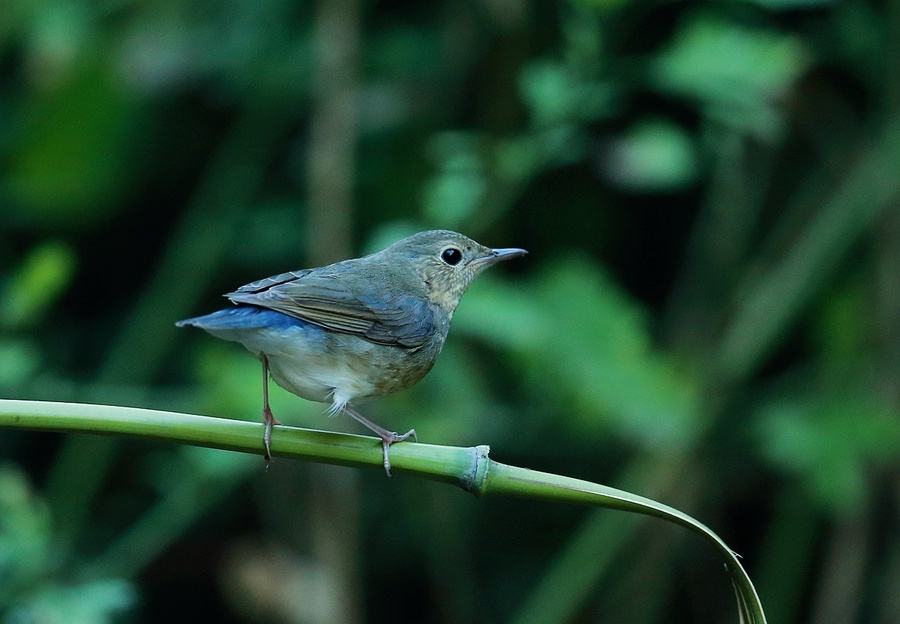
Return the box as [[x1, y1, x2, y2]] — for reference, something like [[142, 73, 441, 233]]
[[2, 1, 899, 623]]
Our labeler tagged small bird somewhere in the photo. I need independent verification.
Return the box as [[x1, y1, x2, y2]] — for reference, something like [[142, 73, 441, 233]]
[[176, 230, 526, 474]]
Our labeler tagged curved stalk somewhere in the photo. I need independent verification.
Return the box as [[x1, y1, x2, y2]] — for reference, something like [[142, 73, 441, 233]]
[[0, 399, 765, 623]]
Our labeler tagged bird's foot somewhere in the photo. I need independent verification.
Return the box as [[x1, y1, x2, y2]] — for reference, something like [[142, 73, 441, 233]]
[[262, 407, 281, 465], [379, 429, 417, 477]]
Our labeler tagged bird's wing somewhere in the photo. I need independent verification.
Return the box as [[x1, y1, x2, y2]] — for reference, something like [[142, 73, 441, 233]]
[[225, 267, 435, 349]]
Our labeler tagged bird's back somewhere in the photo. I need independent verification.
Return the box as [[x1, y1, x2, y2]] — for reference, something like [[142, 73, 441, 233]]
[[225, 253, 441, 350]]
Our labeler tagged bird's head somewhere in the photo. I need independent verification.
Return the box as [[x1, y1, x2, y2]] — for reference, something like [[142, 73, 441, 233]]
[[384, 230, 527, 314]]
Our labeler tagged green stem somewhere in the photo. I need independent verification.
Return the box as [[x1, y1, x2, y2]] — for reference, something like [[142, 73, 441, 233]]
[[0, 399, 766, 624], [717, 114, 900, 381]]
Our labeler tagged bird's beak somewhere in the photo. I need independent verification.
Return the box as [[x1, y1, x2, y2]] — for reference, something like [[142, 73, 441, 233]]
[[472, 247, 528, 268]]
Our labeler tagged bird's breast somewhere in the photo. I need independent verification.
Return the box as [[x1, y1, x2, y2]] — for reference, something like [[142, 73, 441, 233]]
[[257, 326, 443, 405]]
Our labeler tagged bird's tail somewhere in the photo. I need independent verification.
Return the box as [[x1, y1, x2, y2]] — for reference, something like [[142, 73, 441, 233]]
[[176, 306, 301, 330]]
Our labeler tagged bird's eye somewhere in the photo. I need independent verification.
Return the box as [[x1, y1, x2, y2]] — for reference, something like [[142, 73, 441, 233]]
[[440, 247, 463, 266]]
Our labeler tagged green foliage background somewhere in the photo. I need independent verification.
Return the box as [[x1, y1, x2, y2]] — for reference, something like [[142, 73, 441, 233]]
[[1, 1, 899, 622]]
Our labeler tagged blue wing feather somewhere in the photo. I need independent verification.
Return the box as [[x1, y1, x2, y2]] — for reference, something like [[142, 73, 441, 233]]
[[175, 306, 306, 331]]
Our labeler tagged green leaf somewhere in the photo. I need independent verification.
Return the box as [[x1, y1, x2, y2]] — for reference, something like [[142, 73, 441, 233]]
[[603, 119, 699, 191], [458, 258, 702, 448], [422, 133, 486, 228], [0, 466, 51, 602], [0, 242, 76, 329], [519, 61, 615, 127], [758, 394, 900, 514], [653, 17, 808, 137], [743, 0, 833, 9], [0, 341, 40, 387], [5, 579, 136, 624], [6, 63, 142, 223]]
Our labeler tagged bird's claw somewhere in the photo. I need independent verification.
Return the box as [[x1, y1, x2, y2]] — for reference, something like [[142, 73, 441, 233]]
[[379, 429, 417, 477], [393, 428, 416, 443]]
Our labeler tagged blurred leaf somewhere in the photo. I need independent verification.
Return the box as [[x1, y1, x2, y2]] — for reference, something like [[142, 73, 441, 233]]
[[455, 275, 550, 352], [195, 345, 271, 421], [194, 343, 319, 427], [532, 259, 701, 446], [368, 26, 443, 79], [743, 0, 833, 9], [0, 465, 51, 602], [654, 17, 808, 136], [830, 1, 883, 84], [423, 133, 486, 228], [0, 341, 40, 388], [230, 201, 307, 267], [602, 119, 699, 191], [494, 135, 545, 184], [422, 171, 486, 229], [4, 579, 135, 624], [180, 446, 255, 478], [0, 242, 76, 328], [141, 446, 253, 495], [717, 116, 900, 380], [390, 341, 497, 444], [458, 258, 702, 448], [0, 1, 32, 49], [758, 393, 900, 514], [569, 0, 628, 10], [365, 221, 424, 255], [6, 63, 143, 223], [118, 1, 312, 96], [519, 61, 615, 127], [812, 281, 869, 367], [24, 1, 95, 81], [495, 125, 590, 184]]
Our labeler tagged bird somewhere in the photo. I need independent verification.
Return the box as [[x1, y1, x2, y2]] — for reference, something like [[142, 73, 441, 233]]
[[176, 230, 527, 475]]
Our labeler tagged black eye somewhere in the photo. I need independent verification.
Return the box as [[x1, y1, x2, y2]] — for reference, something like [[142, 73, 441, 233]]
[[441, 247, 463, 266]]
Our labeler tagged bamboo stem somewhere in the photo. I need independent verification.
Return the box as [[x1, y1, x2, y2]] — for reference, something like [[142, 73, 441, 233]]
[[0, 399, 766, 623]]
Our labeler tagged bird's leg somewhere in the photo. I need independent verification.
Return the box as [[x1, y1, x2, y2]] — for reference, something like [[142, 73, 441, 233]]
[[261, 355, 280, 463], [341, 404, 416, 477]]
